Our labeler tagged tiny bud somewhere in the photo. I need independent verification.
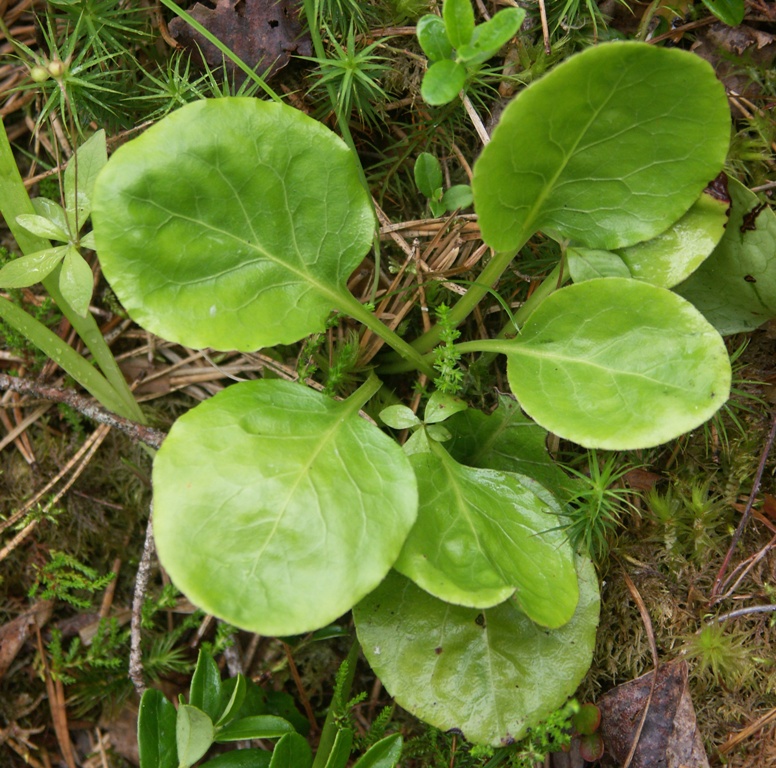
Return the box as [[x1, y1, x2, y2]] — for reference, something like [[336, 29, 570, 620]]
[[47, 59, 67, 78], [30, 65, 50, 83]]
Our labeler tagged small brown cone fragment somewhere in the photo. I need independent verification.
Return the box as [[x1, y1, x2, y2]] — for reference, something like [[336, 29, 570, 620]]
[[598, 660, 709, 768]]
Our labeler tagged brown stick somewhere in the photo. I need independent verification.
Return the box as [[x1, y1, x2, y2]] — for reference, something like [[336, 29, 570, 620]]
[[0, 373, 166, 449]]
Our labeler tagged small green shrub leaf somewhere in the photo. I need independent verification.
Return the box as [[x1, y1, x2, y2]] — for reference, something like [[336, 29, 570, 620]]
[[137, 689, 178, 768], [617, 186, 730, 288], [16, 213, 69, 242], [567, 248, 631, 282], [352, 734, 403, 768], [59, 246, 93, 317], [397, 439, 578, 625], [177, 705, 215, 768], [380, 404, 421, 429], [414, 152, 444, 199], [189, 650, 223, 722], [354, 558, 599, 746], [473, 43, 729, 252], [458, 7, 524, 65], [676, 178, 776, 334], [269, 732, 313, 768], [323, 727, 354, 768], [443, 0, 475, 48], [421, 60, 467, 105], [153, 380, 417, 636], [497, 278, 731, 449], [416, 15, 453, 61], [424, 392, 467, 423], [93, 98, 374, 351], [0, 246, 68, 288], [215, 674, 246, 727], [215, 715, 295, 742], [64, 129, 106, 228], [200, 749, 272, 768]]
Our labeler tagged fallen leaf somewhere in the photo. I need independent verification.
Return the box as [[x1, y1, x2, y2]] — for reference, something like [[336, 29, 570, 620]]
[[168, 0, 312, 82], [0, 601, 53, 681], [597, 660, 709, 768]]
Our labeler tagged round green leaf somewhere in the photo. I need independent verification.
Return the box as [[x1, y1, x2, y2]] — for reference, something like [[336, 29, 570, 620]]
[[0, 246, 68, 288], [498, 278, 731, 449], [441, 184, 473, 212], [397, 440, 578, 626], [59, 246, 94, 317], [380, 404, 421, 430], [458, 7, 524, 66], [423, 391, 467, 424], [152, 380, 417, 636], [617, 187, 730, 288], [93, 98, 374, 351], [676, 178, 776, 334], [473, 43, 729, 252], [421, 60, 467, 105], [354, 558, 599, 746]]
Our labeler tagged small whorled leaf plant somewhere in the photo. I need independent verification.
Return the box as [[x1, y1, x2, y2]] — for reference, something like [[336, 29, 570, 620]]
[[0, 24, 745, 745]]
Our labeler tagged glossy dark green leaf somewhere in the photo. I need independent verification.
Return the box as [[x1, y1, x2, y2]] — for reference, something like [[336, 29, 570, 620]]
[[397, 436, 578, 625], [416, 14, 453, 61], [177, 705, 215, 768], [354, 558, 599, 746], [473, 43, 729, 252], [496, 278, 731, 449], [190, 650, 223, 722], [93, 98, 374, 351], [676, 178, 776, 334], [269, 732, 313, 768], [137, 689, 178, 768], [215, 715, 295, 742], [153, 380, 417, 636], [421, 60, 467, 105], [700, 0, 745, 26]]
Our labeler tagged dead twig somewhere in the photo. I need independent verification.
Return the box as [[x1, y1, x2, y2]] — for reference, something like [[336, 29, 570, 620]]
[[0, 373, 166, 449], [129, 512, 155, 699]]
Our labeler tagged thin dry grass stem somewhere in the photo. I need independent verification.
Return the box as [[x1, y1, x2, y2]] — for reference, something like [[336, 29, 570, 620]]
[[0, 388, 35, 462], [617, 561, 659, 768], [718, 707, 776, 756], [282, 641, 319, 734], [0, 402, 51, 453], [98, 555, 122, 619], [34, 624, 77, 768], [0, 423, 111, 562], [450, 142, 473, 181], [535, 0, 551, 54], [461, 93, 490, 145], [715, 532, 776, 603]]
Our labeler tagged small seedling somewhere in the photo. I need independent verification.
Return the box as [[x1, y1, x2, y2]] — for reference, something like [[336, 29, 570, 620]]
[[414, 152, 472, 217], [416, 0, 525, 104]]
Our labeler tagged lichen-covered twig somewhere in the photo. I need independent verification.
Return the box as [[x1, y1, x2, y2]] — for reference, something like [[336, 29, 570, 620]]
[[129, 512, 155, 698]]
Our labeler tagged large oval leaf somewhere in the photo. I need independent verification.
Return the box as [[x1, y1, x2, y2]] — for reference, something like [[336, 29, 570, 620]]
[[676, 178, 776, 334], [152, 380, 417, 636], [396, 437, 578, 626], [493, 278, 731, 449], [354, 559, 599, 746], [473, 43, 729, 252], [93, 98, 374, 351]]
